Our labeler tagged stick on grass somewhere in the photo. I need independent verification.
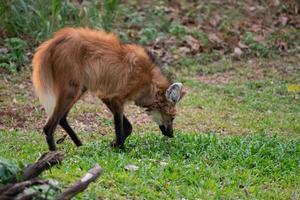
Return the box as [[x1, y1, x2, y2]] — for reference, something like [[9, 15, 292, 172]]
[[55, 164, 102, 200]]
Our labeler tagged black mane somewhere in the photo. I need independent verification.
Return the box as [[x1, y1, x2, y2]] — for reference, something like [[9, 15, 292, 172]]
[[144, 48, 162, 67], [122, 40, 173, 82], [144, 48, 174, 82]]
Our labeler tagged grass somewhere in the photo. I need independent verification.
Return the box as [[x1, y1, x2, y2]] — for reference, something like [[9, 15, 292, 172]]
[[0, 37, 27, 72], [0, 0, 119, 43], [182, 85, 300, 135], [0, 131, 299, 199], [1, 55, 300, 198]]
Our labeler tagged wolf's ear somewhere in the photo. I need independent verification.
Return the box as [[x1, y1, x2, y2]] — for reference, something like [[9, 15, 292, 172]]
[[166, 82, 185, 103]]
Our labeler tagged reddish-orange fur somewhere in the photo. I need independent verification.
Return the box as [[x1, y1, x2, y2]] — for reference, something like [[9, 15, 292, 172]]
[[33, 28, 169, 105], [32, 27, 175, 150]]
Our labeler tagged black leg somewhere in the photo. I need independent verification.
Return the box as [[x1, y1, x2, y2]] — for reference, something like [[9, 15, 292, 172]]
[[43, 118, 59, 151], [123, 116, 132, 139], [59, 116, 82, 146], [113, 113, 125, 149], [42, 84, 85, 151], [102, 99, 127, 149], [102, 99, 132, 136]]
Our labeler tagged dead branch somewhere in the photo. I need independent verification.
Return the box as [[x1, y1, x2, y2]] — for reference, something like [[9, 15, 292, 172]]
[[22, 151, 64, 181], [55, 164, 102, 200], [0, 151, 63, 199], [0, 178, 48, 199], [0, 152, 102, 200], [16, 192, 38, 200], [0, 184, 13, 195]]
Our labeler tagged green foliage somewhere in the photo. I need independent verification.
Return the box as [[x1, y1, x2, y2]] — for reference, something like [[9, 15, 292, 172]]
[[177, 52, 223, 74], [169, 23, 187, 37], [0, 0, 119, 44], [23, 181, 60, 200], [0, 158, 20, 185], [139, 28, 158, 45], [101, 0, 119, 31], [1, 0, 66, 42], [124, 10, 145, 28], [0, 37, 27, 73], [116, 4, 171, 44], [242, 32, 276, 58], [0, 157, 59, 198], [197, 52, 223, 66], [146, 7, 171, 33], [197, 58, 232, 75], [269, 28, 300, 51], [191, 29, 209, 46]]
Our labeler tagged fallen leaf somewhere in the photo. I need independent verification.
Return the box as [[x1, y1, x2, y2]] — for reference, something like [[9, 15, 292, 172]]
[[125, 164, 139, 171], [249, 6, 256, 12], [238, 41, 248, 49], [273, 0, 280, 6], [178, 46, 190, 55], [208, 33, 222, 43], [278, 16, 288, 26], [182, 16, 196, 26], [254, 35, 265, 43], [0, 48, 8, 54], [234, 47, 243, 55], [277, 41, 288, 52], [209, 19, 219, 27], [287, 84, 300, 93], [186, 35, 202, 51], [251, 24, 261, 33]]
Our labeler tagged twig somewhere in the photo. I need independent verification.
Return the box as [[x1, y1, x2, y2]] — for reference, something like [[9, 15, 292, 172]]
[[22, 151, 64, 181], [55, 164, 102, 200], [0, 178, 48, 199], [16, 192, 38, 200], [0, 184, 13, 195]]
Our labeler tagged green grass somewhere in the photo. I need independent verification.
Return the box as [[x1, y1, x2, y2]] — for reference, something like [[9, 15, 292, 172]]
[[1, 56, 299, 198], [179, 82, 300, 135], [1, 57, 300, 199], [0, 0, 119, 43], [0, 131, 299, 199], [1, 1, 300, 198]]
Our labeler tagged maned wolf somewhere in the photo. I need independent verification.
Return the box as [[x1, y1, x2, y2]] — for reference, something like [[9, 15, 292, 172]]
[[32, 27, 186, 151]]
